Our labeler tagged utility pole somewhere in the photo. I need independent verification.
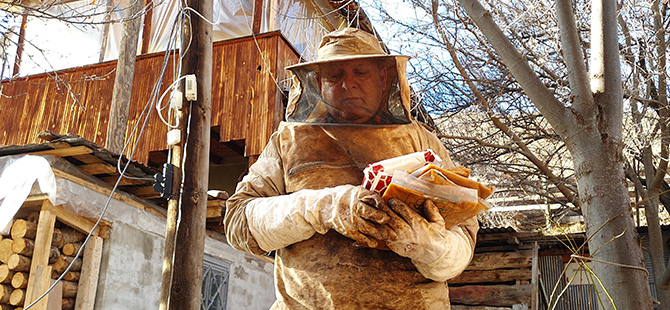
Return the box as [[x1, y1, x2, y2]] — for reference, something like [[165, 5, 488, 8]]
[[159, 0, 212, 308], [105, 0, 143, 154]]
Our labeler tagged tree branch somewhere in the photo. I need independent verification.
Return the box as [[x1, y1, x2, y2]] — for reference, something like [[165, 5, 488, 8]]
[[455, 0, 574, 140], [555, 0, 595, 121]]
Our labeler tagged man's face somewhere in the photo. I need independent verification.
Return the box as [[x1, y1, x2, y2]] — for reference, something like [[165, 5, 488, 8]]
[[318, 59, 387, 124]]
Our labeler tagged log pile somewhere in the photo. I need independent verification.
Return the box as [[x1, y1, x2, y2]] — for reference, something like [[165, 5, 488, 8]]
[[0, 215, 86, 310]]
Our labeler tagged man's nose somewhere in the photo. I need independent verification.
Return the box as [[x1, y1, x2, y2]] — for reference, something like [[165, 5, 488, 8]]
[[341, 72, 359, 90]]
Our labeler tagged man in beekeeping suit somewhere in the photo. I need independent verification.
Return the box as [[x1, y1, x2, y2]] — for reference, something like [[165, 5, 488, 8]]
[[224, 27, 479, 309]]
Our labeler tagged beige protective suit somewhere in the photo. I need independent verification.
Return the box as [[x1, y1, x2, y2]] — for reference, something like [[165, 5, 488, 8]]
[[224, 28, 479, 310]]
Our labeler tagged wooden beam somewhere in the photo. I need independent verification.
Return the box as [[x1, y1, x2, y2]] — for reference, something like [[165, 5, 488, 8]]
[[140, 0, 154, 55], [52, 168, 166, 219], [79, 163, 117, 175], [29, 146, 93, 157], [125, 186, 161, 199], [449, 269, 532, 285], [449, 284, 532, 307], [466, 251, 533, 271], [24, 202, 56, 309], [531, 242, 539, 310], [42, 203, 109, 240], [252, 0, 264, 34], [206, 206, 222, 219], [74, 235, 102, 310]]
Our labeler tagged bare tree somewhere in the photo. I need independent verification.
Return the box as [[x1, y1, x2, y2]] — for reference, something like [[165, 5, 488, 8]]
[[363, 0, 659, 307]]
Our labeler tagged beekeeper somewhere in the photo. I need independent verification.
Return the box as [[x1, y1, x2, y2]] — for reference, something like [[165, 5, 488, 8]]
[[224, 27, 479, 309]]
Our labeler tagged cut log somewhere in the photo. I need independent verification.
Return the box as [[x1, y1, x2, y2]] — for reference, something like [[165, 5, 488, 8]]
[[52, 229, 64, 249], [11, 238, 34, 257], [53, 271, 80, 282], [27, 212, 40, 223], [0, 283, 11, 303], [10, 220, 37, 240], [0, 303, 12, 310], [9, 288, 24, 306], [6, 254, 30, 272], [61, 280, 78, 298], [49, 247, 61, 265], [62, 297, 75, 310], [52, 270, 81, 281], [62, 243, 82, 257], [51, 256, 82, 274], [0, 264, 13, 284], [0, 239, 13, 264], [10, 272, 27, 289], [61, 228, 85, 245]]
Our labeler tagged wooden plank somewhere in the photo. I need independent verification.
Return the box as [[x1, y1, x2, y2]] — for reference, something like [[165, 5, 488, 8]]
[[125, 186, 161, 199], [52, 168, 166, 219], [70, 154, 104, 165], [100, 175, 146, 186], [42, 203, 109, 240], [29, 146, 93, 157], [466, 251, 533, 271], [530, 242, 539, 310], [46, 280, 62, 310], [24, 265, 53, 310], [24, 202, 56, 309], [452, 306, 512, 310], [252, 0, 264, 33], [74, 236, 102, 310], [206, 206, 222, 219], [449, 269, 532, 285], [449, 284, 531, 307], [78, 163, 117, 175]]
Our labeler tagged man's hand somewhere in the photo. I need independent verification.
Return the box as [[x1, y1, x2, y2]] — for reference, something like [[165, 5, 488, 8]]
[[382, 198, 449, 265], [321, 187, 391, 248]]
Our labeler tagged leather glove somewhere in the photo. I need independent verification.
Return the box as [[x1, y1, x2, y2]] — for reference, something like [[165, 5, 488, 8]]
[[245, 184, 391, 252], [382, 198, 474, 281]]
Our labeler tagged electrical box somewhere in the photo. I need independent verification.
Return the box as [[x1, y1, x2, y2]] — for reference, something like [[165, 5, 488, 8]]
[[170, 90, 183, 110], [185, 74, 197, 101], [167, 129, 181, 146]]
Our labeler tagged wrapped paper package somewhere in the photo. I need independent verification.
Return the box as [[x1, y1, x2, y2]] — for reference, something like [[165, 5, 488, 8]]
[[362, 150, 493, 230]]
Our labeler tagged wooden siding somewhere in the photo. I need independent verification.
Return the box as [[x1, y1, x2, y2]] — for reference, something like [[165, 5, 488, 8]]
[[0, 31, 299, 164]]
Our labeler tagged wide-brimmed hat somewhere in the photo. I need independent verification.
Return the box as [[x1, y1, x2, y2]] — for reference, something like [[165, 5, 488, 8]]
[[286, 28, 410, 72]]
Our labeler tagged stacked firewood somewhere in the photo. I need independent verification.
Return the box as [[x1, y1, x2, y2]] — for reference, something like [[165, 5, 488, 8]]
[[0, 216, 85, 310]]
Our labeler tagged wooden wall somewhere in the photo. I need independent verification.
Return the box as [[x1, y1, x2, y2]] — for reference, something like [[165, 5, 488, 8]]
[[0, 31, 299, 165]]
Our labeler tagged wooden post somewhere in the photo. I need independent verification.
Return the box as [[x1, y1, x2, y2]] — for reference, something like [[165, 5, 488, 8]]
[[162, 0, 212, 308], [252, 0, 264, 34], [531, 241, 539, 310], [140, 0, 154, 54], [23, 201, 56, 309], [12, 14, 28, 76], [159, 124, 183, 309], [105, 0, 144, 154], [74, 235, 103, 310]]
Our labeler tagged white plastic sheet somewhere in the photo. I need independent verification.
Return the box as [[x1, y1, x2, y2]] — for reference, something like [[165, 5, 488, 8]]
[[0, 155, 58, 232]]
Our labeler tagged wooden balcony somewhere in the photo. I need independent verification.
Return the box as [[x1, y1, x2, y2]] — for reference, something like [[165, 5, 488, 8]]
[[0, 31, 299, 166]]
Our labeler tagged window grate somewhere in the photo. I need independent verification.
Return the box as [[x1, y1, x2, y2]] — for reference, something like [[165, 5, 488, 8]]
[[201, 256, 230, 310]]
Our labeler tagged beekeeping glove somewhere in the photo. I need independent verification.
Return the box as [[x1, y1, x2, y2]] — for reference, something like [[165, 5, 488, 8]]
[[383, 198, 475, 282], [245, 184, 391, 252]]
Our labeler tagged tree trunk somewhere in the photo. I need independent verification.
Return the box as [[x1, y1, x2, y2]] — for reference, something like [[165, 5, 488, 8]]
[[455, 0, 654, 307]]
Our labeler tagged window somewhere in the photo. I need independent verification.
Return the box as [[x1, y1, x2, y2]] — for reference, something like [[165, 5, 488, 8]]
[[201, 256, 230, 310]]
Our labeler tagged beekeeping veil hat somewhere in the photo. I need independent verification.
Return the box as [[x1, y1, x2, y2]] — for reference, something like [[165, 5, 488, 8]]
[[285, 28, 412, 124]]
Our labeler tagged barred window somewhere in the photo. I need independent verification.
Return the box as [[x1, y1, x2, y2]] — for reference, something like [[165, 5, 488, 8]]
[[201, 256, 230, 310]]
